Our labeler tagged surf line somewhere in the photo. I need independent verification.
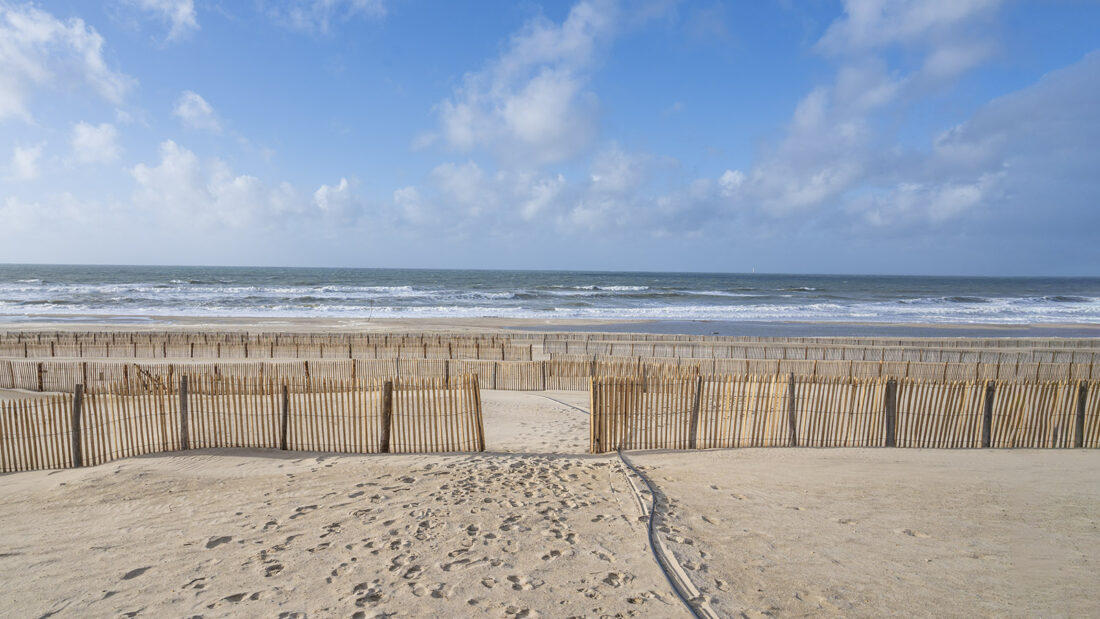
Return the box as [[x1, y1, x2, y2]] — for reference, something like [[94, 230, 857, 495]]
[[533, 394, 717, 619]]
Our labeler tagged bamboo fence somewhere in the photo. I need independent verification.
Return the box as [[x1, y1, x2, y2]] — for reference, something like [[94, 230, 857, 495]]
[[589, 375, 1100, 453], [0, 375, 484, 473], [895, 380, 986, 448], [0, 336, 531, 361], [4, 358, 1100, 394]]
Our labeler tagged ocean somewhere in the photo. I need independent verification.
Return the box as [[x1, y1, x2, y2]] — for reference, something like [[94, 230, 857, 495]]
[[1, 265, 1099, 329]]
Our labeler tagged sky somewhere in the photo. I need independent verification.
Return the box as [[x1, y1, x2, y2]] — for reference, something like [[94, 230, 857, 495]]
[[1, 0, 1098, 276]]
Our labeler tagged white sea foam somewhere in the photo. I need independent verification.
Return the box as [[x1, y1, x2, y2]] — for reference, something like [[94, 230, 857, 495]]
[[1, 270, 1098, 324]]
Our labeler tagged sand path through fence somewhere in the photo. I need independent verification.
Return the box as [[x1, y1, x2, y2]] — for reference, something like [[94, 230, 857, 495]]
[[480, 389, 591, 454]]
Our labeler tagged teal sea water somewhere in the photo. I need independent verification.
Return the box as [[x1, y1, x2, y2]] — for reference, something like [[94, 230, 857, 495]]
[[0, 264, 1099, 326]]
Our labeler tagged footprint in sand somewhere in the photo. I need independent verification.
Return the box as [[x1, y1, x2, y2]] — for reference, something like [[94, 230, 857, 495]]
[[289, 505, 318, 520], [900, 528, 931, 538], [121, 566, 151, 580], [353, 582, 383, 606], [205, 536, 232, 549], [507, 575, 541, 591], [602, 572, 634, 587], [264, 563, 284, 577]]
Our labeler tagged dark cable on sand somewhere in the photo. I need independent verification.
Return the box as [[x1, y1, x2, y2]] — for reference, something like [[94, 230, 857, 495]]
[[533, 394, 708, 619]]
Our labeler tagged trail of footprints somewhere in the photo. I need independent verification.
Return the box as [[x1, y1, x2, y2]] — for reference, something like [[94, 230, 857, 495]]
[[160, 457, 673, 617]]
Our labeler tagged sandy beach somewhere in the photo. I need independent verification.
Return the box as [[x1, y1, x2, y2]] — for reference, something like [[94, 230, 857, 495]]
[[1, 388, 1098, 617], [5, 0, 1100, 613]]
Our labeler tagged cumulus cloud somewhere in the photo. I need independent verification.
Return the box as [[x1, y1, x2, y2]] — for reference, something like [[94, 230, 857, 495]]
[[122, 0, 198, 41], [436, 0, 617, 165], [265, 0, 386, 33], [816, 0, 1001, 56], [721, 0, 1008, 221], [855, 51, 1100, 231], [392, 186, 437, 227], [392, 144, 673, 235], [717, 169, 744, 197], [0, 2, 134, 121], [173, 90, 220, 131], [10, 143, 44, 179], [71, 121, 121, 163], [131, 140, 359, 228]]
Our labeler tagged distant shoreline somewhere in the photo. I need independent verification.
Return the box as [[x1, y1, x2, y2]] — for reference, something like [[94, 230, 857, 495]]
[[0, 314, 1098, 338]]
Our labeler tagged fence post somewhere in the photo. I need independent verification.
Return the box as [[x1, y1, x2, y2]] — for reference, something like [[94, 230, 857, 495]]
[[473, 375, 486, 452], [1075, 381, 1088, 448], [688, 375, 702, 450], [280, 384, 289, 451], [380, 380, 394, 453], [787, 374, 799, 447], [885, 378, 897, 447], [71, 384, 84, 467], [982, 381, 996, 448], [179, 376, 190, 451], [36, 362, 44, 392], [591, 378, 601, 454]]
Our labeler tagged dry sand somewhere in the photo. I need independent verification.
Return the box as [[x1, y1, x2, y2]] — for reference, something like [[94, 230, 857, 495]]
[[1, 390, 1098, 617], [631, 448, 1100, 617]]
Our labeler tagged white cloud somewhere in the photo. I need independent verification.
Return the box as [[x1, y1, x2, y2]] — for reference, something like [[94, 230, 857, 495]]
[[122, 0, 198, 41], [0, 192, 98, 236], [431, 161, 491, 215], [10, 143, 44, 179], [312, 177, 363, 222], [723, 0, 1007, 219], [516, 173, 566, 221], [436, 0, 617, 165], [131, 140, 355, 228], [393, 185, 436, 227], [817, 0, 1001, 55], [0, 2, 134, 121], [718, 169, 744, 197], [173, 90, 220, 131], [266, 0, 386, 33], [71, 121, 121, 163], [588, 145, 648, 194]]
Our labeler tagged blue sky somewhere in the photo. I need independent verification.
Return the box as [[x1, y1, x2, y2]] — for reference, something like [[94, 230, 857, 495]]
[[1, 0, 1098, 275]]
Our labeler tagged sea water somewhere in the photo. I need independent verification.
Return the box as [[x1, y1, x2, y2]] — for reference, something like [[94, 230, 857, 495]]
[[1, 264, 1098, 327]]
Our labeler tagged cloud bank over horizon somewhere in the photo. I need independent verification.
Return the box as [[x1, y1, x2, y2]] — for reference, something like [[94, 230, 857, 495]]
[[1, 0, 1098, 275]]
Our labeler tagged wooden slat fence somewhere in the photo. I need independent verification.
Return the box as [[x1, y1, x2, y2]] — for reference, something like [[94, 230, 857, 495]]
[[0, 375, 484, 472], [6, 358, 1100, 395], [188, 376, 283, 451], [990, 381, 1079, 448], [697, 374, 790, 449], [0, 395, 74, 471], [1086, 386, 1100, 449], [896, 380, 986, 448], [391, 376, 484, 453], [794, 377, 886, 447], [590, 375, 1099, 454]]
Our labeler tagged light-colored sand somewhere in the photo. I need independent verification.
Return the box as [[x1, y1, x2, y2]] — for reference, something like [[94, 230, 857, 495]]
[[1, 391, 1098, 617], [0, 388, 42, 401], [631, 448, 1100, 618]]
